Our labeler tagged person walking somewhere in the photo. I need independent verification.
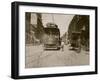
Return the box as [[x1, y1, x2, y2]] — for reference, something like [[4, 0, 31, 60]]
[[77, 37, 81, 53], [61, 41, 64, 51]]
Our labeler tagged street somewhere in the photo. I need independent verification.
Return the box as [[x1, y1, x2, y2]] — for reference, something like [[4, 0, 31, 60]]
[[25, 44, 89, 68]]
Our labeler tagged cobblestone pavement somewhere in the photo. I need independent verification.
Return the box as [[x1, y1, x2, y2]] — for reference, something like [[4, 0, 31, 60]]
[[25, 45, 89, 68]]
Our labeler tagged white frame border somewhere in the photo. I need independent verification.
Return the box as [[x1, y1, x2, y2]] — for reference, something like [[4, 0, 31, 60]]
[[19, 5, 96, 76]]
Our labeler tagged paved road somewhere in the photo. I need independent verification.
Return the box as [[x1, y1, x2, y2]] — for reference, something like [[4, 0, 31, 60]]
[[25, 45, 89, 68]]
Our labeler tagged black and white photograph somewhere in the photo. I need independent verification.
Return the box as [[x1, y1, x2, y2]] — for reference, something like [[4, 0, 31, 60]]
[[11, 1, 97, 79], [25, 13, 90, 68]]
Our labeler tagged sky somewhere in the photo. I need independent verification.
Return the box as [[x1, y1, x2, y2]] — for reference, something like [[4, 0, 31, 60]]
[[31, 13, 74, 37]]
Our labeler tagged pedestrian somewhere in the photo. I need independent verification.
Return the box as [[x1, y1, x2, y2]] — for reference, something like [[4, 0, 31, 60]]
[[77, 38, 81, 53], [61, 41, 64, 51]]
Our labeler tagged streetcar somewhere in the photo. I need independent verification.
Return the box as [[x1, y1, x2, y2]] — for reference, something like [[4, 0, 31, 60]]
[[43, 23, 61, 50]]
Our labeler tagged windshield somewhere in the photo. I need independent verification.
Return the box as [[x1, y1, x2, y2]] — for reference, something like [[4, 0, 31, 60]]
[[44, 28, 60, 35]]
